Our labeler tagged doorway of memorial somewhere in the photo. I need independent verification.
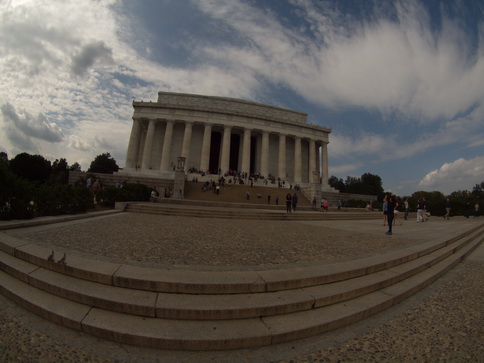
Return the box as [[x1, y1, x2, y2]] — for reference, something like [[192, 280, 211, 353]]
[[208, 131, 221, 174], [229, 134, 240, 173], [250, 135, 257, 175]]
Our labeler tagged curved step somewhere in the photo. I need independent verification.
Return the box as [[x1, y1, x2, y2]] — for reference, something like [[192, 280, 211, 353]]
[[0, 233, 481, 350], [0, 227, 481, 321], [124, 202, 382, 221]]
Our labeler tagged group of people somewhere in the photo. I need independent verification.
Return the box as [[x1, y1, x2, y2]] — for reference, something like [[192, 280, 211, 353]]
[[383, 195, 432, 235], [285, 193, 299, 212]]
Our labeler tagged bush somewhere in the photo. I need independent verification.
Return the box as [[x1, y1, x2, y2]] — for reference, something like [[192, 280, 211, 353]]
[[95, 183, 151, 207], [345, 199, 369, 208], [33, 184, 94, 216], [0, 163, 35, 220]]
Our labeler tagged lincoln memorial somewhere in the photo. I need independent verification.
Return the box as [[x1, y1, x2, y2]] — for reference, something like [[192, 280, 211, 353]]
[[123, 91, 332, 189]]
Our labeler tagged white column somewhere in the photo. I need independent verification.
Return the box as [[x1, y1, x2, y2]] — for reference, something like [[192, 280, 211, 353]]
[[141, 119, 156, 170], [200, 123, 212, 172], [260, 131, 269, 178], [278, 133, 286, 180], [322, 141, 329, 185], [160, 120, 174, 171], [241, 128, 251, 173], [125, 118, 142, 169], [294, 136, 302, 183], [220, 126, 232, 174], [309, 139, 316, 182], [181, 121, 193, 159]]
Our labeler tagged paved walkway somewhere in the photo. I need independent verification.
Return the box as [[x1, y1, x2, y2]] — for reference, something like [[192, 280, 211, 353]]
[[0, 210, 482, 362]]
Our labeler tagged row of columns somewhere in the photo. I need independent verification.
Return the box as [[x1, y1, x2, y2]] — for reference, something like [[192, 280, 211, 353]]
[[125, 119, 329, 184]]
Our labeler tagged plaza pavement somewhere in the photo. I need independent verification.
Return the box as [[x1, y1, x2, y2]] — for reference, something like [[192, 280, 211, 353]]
[[0, 208, 482, 362]]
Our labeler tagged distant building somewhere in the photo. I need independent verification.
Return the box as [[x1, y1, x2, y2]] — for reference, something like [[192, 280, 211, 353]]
[[123, 91, 332, 192]]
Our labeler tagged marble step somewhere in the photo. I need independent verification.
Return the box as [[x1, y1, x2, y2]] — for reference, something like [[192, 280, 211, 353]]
[[125, 203, 381, 220], [0, 229, 479, 321], [1, 226, 482, 296]]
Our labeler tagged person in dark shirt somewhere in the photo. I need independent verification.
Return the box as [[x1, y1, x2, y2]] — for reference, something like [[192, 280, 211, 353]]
[[286, 193, 292, 213], [386, 194, 395, 235]]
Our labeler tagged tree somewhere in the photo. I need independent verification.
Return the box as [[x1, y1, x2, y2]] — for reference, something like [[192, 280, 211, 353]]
[[0, 151, 8, 164], [69, 162, 81, 172], [361, 173, 384, 199], [51, 158, 69, 184], [88, 152, 119, 174], [9, 153, 51, 184], [329, 175, 345, 192], [0, 160, 35, 219]]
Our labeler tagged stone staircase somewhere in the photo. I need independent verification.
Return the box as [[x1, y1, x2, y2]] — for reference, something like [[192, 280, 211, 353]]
[[124, 202, 381, 220], [0, 222, 482, 351], [183, 181, 312, 206]]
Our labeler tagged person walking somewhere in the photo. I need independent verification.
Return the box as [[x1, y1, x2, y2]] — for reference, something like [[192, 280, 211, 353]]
[[404, 198, 409, 220], [475, 203, 480, 218], [393, 198, 403, 226], [416, 198, 424, 222], [383, 195, 388, 226], [386, 195, 395, 235], [444, 198, 451, 220]]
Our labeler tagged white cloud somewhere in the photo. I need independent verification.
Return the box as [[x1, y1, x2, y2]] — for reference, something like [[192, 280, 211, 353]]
[[71, 41, 114, 76], [1, 103, 64, 143], [0, 0, 482, 188], [330, 131, 387, 157], [194, 0, 484, 123], [418, 156, 484, 193], [329, 163, 363, 176]]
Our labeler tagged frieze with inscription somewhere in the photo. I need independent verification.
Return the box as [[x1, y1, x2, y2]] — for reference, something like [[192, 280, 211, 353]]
[[156, 92, 307, 125]]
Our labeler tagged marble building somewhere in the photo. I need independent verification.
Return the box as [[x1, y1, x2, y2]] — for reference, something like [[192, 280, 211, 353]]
[[123, 91, 331, 188]]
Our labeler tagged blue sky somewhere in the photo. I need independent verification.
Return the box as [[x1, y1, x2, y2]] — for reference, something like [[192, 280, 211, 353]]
[[0, 0, 483, 196]]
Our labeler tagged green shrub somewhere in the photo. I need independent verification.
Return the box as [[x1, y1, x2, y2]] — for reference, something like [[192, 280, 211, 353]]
[[33, 184, 94, 216], [95, 183, 151, 207], [0, 163, 35, 220]]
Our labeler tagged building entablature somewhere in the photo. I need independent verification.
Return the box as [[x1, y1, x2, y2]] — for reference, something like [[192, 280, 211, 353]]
[[133, 99, 330, 142]]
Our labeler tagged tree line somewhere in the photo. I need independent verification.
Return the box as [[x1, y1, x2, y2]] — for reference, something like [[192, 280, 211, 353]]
[[0, 152, 147, 220], [1, 151, 482, 219], [329, 173, 483, 217]]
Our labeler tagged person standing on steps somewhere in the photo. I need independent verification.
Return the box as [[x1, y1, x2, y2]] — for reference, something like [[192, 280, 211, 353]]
[[292, 193, 298, 212], [286, 193, 292, 213]]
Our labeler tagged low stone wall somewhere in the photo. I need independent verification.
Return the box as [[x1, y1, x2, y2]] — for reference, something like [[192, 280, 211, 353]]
[[68, 171, 174, 192]]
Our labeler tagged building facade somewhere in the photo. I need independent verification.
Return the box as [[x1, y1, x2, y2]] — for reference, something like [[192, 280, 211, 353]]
[[124, 91, 331, 186]]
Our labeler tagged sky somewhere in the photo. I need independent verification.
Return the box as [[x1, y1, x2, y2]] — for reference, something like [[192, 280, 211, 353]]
[[0, 0, 483, 196]]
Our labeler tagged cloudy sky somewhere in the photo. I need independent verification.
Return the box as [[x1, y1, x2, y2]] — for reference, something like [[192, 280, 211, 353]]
[[1, 0, 483, 195]]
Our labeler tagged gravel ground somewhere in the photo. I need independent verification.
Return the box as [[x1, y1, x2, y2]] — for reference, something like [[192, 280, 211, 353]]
[[21, 213, 415, 267], [283, 260, 483, 362]]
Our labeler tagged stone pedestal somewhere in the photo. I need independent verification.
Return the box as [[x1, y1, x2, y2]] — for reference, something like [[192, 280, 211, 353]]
[[174, 157, 186, 199], [174, 171, 185, 199]]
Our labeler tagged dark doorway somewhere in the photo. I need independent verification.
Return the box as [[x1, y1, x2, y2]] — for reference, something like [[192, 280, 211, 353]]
[[229, 134, 240, 172], [209, 131, 221, 174], [250, 136, 257, 175]]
